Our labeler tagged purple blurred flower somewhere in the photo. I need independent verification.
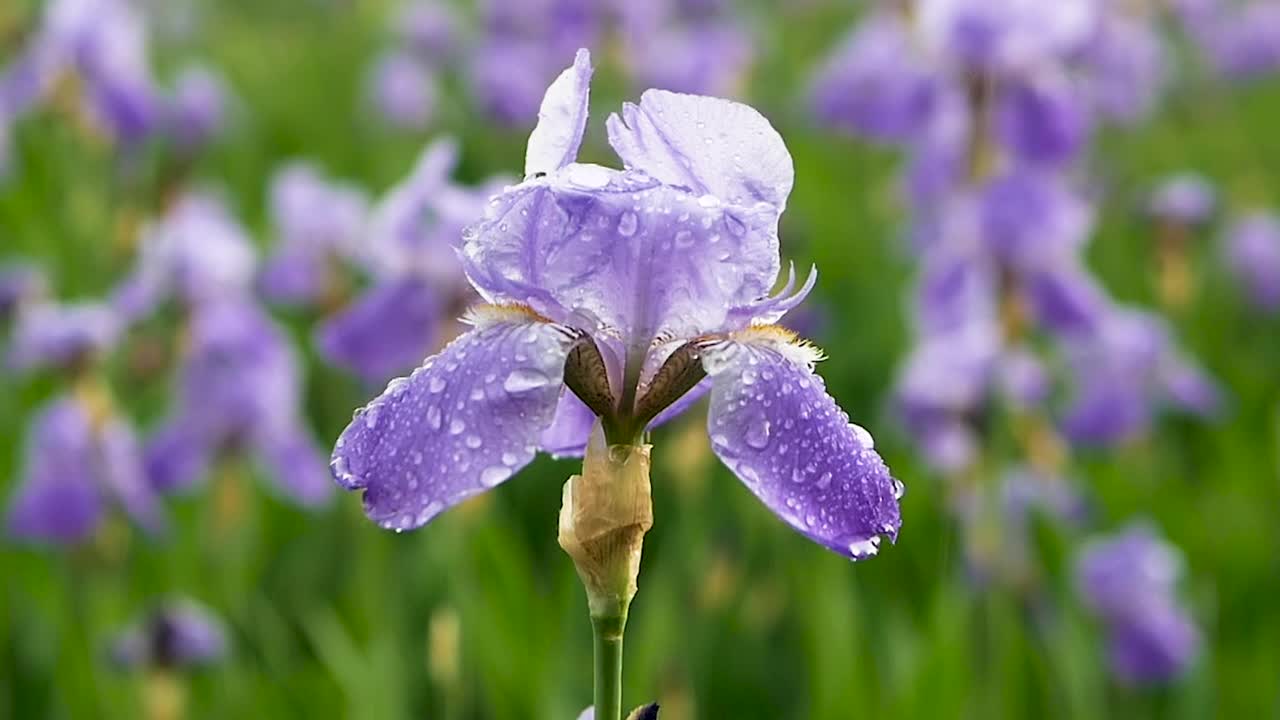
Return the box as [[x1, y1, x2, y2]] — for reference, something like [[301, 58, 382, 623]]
[[1201, 2, 1280, 80], [259, 162, 369, 305], [1077, 523, 1199, 684], [916, 0, 1099, 75], [7, 300, 121, 372], [166, 63, 232, 151], [316, 139, 497, 383], [146, 299, 331, 507], [367, 50, 437, 130], [1222, 212, 1280, 311], [394, 1, 461, 63], [331, 50, 903, 560], [109, 598, 227, 670], [1146, 173, 1216, 227], [1061, 307, 1221, 447], [7, 394, 164, 543], [468, 40, 561, 127], [112, 190, 256, 322], [1084, 15, 1167, 125], [0, 262, 48, 320], [809, 12, 939, 143], [995, 70, 1090, 167], [628, 23, 752, 98], [46, 0, 165, 144]]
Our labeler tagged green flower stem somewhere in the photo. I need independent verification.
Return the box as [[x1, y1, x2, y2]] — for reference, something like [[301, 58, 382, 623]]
[[591, 611, 628, 720]]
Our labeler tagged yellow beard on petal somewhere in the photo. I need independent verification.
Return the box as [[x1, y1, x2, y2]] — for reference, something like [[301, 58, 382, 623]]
[[461, 302, 555, 329], [726, 324, 826, 369]]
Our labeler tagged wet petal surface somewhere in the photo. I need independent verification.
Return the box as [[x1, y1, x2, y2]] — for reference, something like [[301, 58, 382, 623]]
[[701, 330, 902, 560], [331, 312, 577, 531]]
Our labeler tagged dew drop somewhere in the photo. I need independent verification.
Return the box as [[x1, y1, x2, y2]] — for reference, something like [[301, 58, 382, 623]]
[[892, 479, 906, 500], [426, 405, 442, 430], [429, 376, 447, 393], [449, 418, 466, 435], [504, 368, 551, 393], [479, 465, 512, 487], [848, 536, 881, 559], [465, 434, 482, 449], [849, 423, 875, 449], [617, 211, 638, 237], [745, 417, 771, 449], [816, 471, 833, 490]]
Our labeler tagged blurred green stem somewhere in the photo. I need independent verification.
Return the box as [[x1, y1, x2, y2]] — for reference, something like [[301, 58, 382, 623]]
[[592, 612, 627, 720]]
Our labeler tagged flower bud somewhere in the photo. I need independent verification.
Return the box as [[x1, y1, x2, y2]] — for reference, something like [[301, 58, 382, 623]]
[[558, 423, 653, 619]]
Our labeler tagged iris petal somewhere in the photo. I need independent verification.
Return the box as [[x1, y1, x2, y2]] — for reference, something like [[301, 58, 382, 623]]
[[317, 277, 442, 383], [331, 312, 578, 531], [701, 331, 901, 560], [525, 48, 592, 177]]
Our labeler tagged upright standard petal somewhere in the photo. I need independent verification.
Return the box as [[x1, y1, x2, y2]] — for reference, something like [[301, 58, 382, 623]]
[[606, 89, 794, 209], [330, 307, 579, 531], [701, 327, 902, 560], [524, 48, 592, 177]]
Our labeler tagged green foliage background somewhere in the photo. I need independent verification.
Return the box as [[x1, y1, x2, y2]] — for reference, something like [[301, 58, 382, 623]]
[[2, 1, 1279, 718]]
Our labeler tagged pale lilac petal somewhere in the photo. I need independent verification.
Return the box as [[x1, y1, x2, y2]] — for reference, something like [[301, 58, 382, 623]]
[[461, 171, 782, 348], [7, 301, 121, 371], [701, 334, 901, 560], [367, 50, 436, 130], [1108, 603, 1199, 685], [143, 418, 212, 494], [6, 397, 103, 543], [606, 89, 794, 208], [110, 598, 228, 670], [1222, 212, 1280, 311], [330, 314, 578, 531], [99, 417, 166, 534], [317, 277, 442, 384], [539, 390, 597, 458], [524, 48, 592, 177], [255, 427, 334, 507]]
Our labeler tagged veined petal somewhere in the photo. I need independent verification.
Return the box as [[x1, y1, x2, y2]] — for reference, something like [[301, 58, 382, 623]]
[[330, 310, 578, 531], [606, 89, 794, 209], [701, 327, 902, 560], [525, 48, 592, 177]]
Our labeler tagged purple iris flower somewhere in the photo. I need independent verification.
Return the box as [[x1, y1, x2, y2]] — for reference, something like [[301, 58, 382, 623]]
[[915, 0, 1099, 76], [1083, 14, 1167, 125], [108, 598, 227, 670], [317, 139, 498, 384], [146, 298, 332, 507], [330, 50, 903, 559], [994, 69, 1090, 168], [1145, 173, 1216, 228], [112, 190, 257, 322], [1077, 523, 1199, 684], [1061, 307, 1221, 447], [394, 1, 461, 64], [166, 63, 232, 151], [1201, 1, 1280, 80], [618, 0, 754, 99], [809, 11, 940, 144], [366, 50, 437, 130], [45, 0, 165, 144], [7, 300, 122, 372], [0, 262, 48, 321], [1222, 212, 1280, 311], [259, 162, 369, 306], [7, 393, 164, 543]]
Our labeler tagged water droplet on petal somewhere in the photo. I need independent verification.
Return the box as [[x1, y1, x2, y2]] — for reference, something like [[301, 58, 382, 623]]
[[617, 211, 638, 237], [892, 479, 906, 500], [465, 434, 482, 449], [745, 417, 771, 449], [449, 418, 466, 435], [849, 423, 875, 449], [504, 368, 551, 393], [479, 465, 512, 487], [429, 376, 447, 393], [426, 405, 442, 430], [848, 536, 881, 559], [816, 471, 833, 490]]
